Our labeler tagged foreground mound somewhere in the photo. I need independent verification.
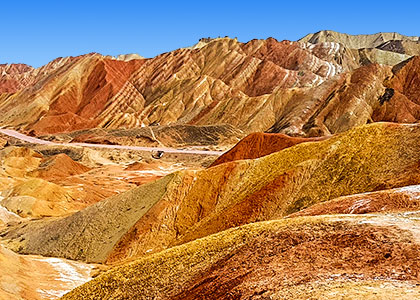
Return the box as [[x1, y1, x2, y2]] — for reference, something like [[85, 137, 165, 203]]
[[3, 123, 420, 264], [210, 132, 325, 166], [62, 214, 420, 299]]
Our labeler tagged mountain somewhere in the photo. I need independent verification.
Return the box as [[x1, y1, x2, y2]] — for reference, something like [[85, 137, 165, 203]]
[[1, 34, 419, 139], [266, 56, 420, 136], [0, 38, 353, 135], [0, 64, 34, 93], [1, 35, 415, 136], [0, 56, 81, 94], [300, 30, 420, 49]]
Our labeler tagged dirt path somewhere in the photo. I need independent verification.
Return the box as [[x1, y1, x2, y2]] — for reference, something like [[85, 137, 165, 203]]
[[0, 129, 225, 155]]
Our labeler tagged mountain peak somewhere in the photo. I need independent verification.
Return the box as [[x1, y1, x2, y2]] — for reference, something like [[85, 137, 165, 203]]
[[300, 30, 420, 48]]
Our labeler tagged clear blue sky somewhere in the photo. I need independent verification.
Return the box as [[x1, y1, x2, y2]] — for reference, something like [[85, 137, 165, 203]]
[[2, 0, 420, 67]]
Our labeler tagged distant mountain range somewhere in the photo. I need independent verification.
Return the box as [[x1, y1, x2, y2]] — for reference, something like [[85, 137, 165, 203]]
[[1, 30, 419, 137]]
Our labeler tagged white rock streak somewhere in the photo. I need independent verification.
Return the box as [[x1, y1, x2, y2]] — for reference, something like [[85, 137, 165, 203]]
[[34, 257, 94, 299]]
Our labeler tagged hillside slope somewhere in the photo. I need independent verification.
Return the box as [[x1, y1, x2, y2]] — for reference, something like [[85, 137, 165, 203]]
[[62, 214, 420, 300], [3, 123, 420, 263]]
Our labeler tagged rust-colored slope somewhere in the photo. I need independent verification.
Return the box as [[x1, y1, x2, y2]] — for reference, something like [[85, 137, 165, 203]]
[[63, 214, 420, 300], [0, 54, 145, 134], [210, 132, 325, 166], [28, 153, 91, 180], [29, 56, 145, 134], [389, 56, 420, 104], [370, 56, 420, 123], [3, 123, 420, 264], [0, 64, 34, 93], [290, 185, 420, 217]]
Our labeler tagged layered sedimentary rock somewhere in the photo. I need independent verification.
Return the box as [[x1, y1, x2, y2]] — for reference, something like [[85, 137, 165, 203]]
[[0, 64, 34, 93], [264, 56, 420, 136], [2, 36, 416, 136], [3, 123, 420, 264], [0, 56, 82, 94], [300, 30, 420, 49], [290, 185, 420, 217], [210, 132, 325, 166], [0, 54, 145, 134], [62, 214, 420, 300]]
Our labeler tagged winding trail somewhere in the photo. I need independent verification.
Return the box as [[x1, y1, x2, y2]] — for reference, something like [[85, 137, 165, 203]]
[[0, 129, 225, 156]]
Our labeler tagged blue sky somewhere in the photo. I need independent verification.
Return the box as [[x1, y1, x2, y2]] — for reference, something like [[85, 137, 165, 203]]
[[2, 0, 420, 67]]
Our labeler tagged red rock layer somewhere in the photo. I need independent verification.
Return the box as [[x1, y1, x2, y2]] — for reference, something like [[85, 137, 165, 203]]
[[29, 153, 91, 180], [0, 38, 358, 135], [1, 38, 420, 137], [210, 132, 326, 166], [0, 64, 34, 93], [290, 185, 420, 218]]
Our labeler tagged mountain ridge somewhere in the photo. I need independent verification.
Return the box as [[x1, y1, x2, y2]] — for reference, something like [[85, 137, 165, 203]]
[[300, 30, 420, 48], [1, 33, 420, 137]]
